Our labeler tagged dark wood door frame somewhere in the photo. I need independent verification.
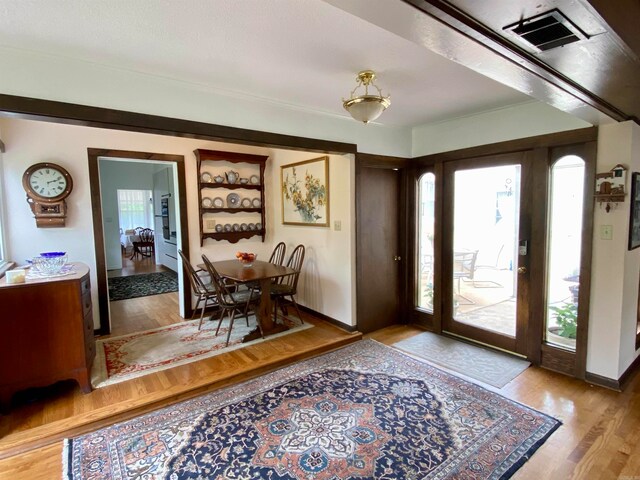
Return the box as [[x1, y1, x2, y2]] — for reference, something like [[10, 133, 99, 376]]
[[441, 151, 532, 355], [411, 128, 598, 379], [88, 148, 191, 335], [355, 153, 410, 331]]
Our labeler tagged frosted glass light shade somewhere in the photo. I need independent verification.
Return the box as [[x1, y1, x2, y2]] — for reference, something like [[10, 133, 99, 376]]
[[343, 96, 390, 124]]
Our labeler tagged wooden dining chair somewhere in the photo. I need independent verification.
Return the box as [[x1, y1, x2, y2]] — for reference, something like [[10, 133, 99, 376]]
[[201, 254, 262, 346], [271, 244, 305, 325], [269, 242, 287, 265], [178, 250, 218, 330]]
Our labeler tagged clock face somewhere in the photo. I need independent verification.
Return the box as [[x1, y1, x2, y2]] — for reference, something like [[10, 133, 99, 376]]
[[29, 167, 69, 199]]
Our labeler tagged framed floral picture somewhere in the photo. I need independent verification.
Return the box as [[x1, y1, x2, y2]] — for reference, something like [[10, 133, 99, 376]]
[[281, 156, 329, 227]]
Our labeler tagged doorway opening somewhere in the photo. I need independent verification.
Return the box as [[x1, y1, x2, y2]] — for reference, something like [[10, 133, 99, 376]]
[[88, 149, 191, 337]]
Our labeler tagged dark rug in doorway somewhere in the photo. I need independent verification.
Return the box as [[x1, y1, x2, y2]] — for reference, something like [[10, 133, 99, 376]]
[[108, 271, 178, 301]]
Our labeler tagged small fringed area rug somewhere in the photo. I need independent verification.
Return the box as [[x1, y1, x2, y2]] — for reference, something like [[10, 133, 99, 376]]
[[68, 339, 560, 480], [92, 318, 313, 388], [108, 271, 178, 302]]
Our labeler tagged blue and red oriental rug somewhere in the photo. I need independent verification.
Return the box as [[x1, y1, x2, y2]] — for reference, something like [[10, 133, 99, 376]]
[[64, 340, 560, 479]]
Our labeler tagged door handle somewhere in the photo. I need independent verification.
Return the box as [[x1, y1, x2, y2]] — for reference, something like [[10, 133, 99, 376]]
[[393, 255, 401, 261], [517, 266, 527, 274]]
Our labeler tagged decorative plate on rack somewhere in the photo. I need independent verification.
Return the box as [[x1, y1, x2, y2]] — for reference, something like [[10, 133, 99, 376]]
[[248, 223, 256, 230], [212, 197, 224, 208], [250, 174, 260, 185], [252, 198, 261, 208], [241, 198, 252, 208], [201, 172, 212, 183], [256, 222, 262, 231], [240, 223, 248, 231], [215, 224, 223, 233], [224, 223, 232, 232], [232, 223, 240, 232], [226, 193, 241, 208], [201, 197, 213, 208]]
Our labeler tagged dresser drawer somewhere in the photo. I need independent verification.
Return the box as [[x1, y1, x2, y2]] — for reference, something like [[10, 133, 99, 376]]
[[81, 291, 92, 318], [81, 276, 91, 295]]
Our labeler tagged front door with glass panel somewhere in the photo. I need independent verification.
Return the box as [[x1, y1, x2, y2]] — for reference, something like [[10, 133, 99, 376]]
[[442, 153, 531, 353]]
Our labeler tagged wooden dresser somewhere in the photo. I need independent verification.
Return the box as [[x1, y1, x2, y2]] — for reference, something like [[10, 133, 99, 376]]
[[0, 262, 94, 411]]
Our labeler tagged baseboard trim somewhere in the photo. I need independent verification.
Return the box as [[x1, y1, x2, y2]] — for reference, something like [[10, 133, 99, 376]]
[[298, 305, 358, 332], [584, 372, 621, 391], [585, 354, 640, 392], [618, 352, 640, 390]]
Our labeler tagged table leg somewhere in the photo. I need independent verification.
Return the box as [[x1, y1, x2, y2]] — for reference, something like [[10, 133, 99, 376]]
[[242, 277, 289, 342]]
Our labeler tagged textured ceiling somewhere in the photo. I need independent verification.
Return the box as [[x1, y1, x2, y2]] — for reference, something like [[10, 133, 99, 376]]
[[0, 0, 531, 127]]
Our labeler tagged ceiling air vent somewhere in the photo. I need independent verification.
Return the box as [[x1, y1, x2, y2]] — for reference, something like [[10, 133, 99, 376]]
[[504, 9, 589, 52]]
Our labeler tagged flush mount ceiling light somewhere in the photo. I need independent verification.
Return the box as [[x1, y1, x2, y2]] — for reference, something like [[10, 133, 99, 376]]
[[342, 70, 391, 124]]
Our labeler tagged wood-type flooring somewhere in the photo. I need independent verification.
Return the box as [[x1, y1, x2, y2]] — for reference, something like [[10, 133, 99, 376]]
[[1, 322, 639, 479]]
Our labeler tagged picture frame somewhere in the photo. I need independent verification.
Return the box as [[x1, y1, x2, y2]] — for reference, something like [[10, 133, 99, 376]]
[[281, 156, 330, 227], [629, 172, 640, 250]]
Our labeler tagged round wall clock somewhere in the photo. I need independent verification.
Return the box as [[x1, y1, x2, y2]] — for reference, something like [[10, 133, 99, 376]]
[[23, 162, 73, 202], [22, 162, 74, 228]]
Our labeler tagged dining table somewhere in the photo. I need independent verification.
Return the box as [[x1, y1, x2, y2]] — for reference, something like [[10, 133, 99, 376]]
[[198, 259, 299, 342]]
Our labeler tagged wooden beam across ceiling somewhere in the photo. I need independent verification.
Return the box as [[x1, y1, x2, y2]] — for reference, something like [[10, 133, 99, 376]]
[[402, 0, 640, 124]]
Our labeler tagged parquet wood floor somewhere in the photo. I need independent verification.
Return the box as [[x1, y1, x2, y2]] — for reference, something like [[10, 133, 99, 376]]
[[1, 324, 639, 479]]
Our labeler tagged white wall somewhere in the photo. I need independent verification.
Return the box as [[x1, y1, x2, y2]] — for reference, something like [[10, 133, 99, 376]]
[[98, 160, 156, 269], [0, 117, 356, 328], [267, 152, 356, 326], [0, 46, 411, 158], [588, 122, 640, 378], [411, 102, 592, 157]]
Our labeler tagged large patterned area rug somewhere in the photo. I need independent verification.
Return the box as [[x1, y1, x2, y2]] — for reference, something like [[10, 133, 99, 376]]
[[108, 271, 179, 302], [394, 332, 530, 388], [92, 318, 313, 388], [69, 339, 560, 479]]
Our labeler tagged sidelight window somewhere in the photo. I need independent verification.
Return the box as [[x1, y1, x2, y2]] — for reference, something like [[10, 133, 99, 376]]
[[417, 173, 435, 312], [545, 155, 584, 351]]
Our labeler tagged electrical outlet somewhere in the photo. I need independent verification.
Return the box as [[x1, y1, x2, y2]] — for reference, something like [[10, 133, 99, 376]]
[[334, 220, 341, 231], [206, 219, 216, 230], [600, 225, 613, 240]]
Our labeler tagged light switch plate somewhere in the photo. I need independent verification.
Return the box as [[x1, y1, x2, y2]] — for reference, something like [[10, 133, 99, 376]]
[[600, 225, 613, 240], [334, 220, 341, 231]]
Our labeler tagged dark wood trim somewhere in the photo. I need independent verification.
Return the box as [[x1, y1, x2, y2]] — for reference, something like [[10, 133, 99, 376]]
[[355, 153, 410, 332], [414, 127, 598, 165], [526, 148, 549, 365], [584, 371, 621, 391], [87, 148, 191, 335], [408, 164, 439, 332], [357, 152, 410, 169], [298, 305, 358, 333], [618, 352, 640, 391], [401, 1, 629, 122], [0, 94, 357, 155], [585, 353, 640, 391], [575, 141, 597, 378], [541, 343, 576, 376]]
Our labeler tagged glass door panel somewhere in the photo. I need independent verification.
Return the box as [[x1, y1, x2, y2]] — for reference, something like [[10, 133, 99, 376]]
[[452, 165, 521, 337], [544, 156, 584, 351]]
